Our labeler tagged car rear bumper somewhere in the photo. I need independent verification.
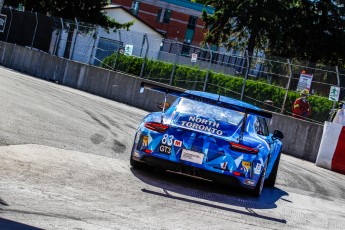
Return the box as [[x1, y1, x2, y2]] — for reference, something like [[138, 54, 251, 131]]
[[132, 154, 246, 188]]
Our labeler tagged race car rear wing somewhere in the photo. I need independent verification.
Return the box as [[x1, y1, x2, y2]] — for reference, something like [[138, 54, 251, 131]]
[[139, 79, 272, 119]]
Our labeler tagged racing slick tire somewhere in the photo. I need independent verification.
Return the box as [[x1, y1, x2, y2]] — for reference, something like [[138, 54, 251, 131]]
[[249, 162, 267, 197], [265, 151, 281, 187]]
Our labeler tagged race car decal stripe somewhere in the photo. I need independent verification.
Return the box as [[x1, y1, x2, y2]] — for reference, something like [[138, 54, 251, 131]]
[[203, 143, 210, 161], [149, 132, 161, 150], [332, 126, 345, 174], [234, 155, 243, 168], [183, 133, 196, 149]]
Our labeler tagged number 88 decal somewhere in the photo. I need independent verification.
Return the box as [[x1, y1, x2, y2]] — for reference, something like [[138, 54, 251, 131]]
[[162, 134, 174, 146]]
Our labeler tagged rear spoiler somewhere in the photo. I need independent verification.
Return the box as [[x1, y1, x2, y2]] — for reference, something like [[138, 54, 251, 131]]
[[139, 79, 272, 119]]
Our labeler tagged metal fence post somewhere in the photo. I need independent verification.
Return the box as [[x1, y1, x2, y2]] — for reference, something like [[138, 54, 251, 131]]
[[240, 50, 250, 100], [112, 45, 120, 70], [71, 17, 79, 60], [169, 42, 180, 85], [140, 33, 145, 57], [31, 12, 38, 49], [334, 66, 341, 109], [139, 33, 149, 78], [53, 18, 64, 56], [118, 30, 122, 42], [203, 43, 212, 92], [89, 26, 98, 65], [6, 7, 12, 42], [281, 59, 293, 113]]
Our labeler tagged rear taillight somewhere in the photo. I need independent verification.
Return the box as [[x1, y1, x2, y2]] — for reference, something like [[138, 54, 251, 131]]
[[144, 122, 169, 133], [143, 149, 152, 154], [230, 142, 258, 154], [233, 172, 241, 176]]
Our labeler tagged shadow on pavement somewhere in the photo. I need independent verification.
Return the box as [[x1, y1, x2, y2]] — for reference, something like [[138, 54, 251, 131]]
[[131, 167, 289, 221]]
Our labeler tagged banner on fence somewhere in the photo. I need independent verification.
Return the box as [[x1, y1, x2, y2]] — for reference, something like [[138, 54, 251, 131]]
[[297, 73, 313, 92], [124, 45, 133, 56], [191, 53, 198, 62], [329, 86, 340, 102]]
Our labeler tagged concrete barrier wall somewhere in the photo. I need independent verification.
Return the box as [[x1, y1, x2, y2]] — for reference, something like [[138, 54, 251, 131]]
[[0, 42, 323, 163], [270, 114, 323, 162]]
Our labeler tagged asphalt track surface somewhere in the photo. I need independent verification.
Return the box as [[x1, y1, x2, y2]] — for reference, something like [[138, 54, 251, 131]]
[[0, 66, 345, 230]]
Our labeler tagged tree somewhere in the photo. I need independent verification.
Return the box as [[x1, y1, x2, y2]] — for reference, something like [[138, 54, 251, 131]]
[[200, 0, 291, 56], [199, 0, 345, 65], [4, 0, 132, 30], [268, 0, 345, 65]]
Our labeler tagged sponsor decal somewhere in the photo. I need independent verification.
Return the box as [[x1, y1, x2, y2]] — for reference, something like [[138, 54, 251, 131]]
[[162, 134, 174, 146], [180, 149, 204, 164], [159, 145, 172, 154], [254, 163, 262, 174], [142, 136, 148, 147], [174, 139, 182, 147], [180, 116, 223, 136], [244, 179, 255, 186], [220, 162, 228, 170], [242, 161, 251, 171]]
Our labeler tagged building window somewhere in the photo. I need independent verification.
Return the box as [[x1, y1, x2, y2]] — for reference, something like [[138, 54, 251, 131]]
[[156, 8, 162, 22], [187, 16, 197, 29], [163, 9, 172, 23], [131, 1, 140, 16], [184, 29, 195, 44], [183, 16, 197, 45]]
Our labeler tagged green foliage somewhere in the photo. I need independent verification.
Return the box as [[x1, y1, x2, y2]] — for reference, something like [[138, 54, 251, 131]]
[[198, 0, 345, 65], [101, 54, 333, 123], [199, 0, 290, 56]]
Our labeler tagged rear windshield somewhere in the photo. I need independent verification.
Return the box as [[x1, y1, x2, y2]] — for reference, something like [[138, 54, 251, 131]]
[[171, 98, 244, 136]]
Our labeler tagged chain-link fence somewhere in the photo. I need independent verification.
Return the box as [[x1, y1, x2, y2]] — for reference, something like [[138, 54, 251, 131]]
[[1, 7, 344, 124]]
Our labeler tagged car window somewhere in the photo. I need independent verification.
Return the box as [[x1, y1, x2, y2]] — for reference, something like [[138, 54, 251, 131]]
[[170, 98, 245, 137], [254, 117, 269, 136], [176, 98, 244, 126]]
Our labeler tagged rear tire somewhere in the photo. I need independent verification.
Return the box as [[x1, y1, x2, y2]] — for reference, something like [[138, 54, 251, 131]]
[[249, 162, 267, 197], [265, 151, 281, 187]]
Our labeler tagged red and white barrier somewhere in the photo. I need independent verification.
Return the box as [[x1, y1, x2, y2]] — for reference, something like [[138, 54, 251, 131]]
[[316, 121, 345, 174]]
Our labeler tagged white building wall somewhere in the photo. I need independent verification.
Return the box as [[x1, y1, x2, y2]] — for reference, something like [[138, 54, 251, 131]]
[[102, 7, 163, 60], [51, 7, 164, 65], [97, 28, 162, 60]]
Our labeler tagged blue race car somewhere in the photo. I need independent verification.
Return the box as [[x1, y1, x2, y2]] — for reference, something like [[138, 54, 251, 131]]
[[130, 81, 284, 196]]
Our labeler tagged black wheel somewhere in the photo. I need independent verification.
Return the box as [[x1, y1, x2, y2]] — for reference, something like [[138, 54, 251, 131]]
[[265, 151, 281, 187], [249, 162, 267, 197]]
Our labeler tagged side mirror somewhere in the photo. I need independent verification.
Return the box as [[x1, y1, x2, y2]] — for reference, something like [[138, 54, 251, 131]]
[[272, 130, 284, 140], [158, 102, 171, 110]]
